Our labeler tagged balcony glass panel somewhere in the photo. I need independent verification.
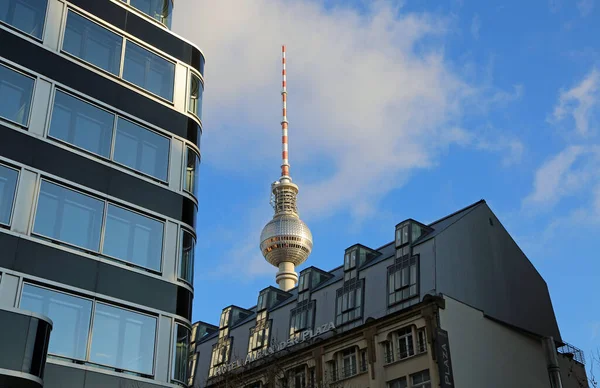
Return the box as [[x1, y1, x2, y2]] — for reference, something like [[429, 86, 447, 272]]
[[49, 90, 114, 158], [20, 284, 92, 360], [34, 180, 104, 251], [114, 117, 169, 181], [0, 164, 18, 226], [172, 324, 191, 383], [89, 302, 156, 375], [103, 204, 164, 271], [188, 73, 203, 119], [128, 0, 173, 29], [184, 147, 200, 197], [179, 229, 195, 284], [0, 64, 34, 126], [63, 11, 123, 75], [0, 0, 47, 39], [123, 41, 174, 101]]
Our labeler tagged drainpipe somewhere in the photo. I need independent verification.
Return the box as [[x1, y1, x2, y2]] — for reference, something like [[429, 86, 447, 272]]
[[542, 337, 563, 388]]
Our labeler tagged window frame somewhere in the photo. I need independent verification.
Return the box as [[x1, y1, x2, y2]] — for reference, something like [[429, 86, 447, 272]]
[[47, 87, 172, 184], [18, 282, 159, 376], [0, 162, 20, 227], [177, 227, 196, 285], [32, 178, 166, 273], [396, 326, 415, 360], [60, 8, 176, 104], [289, 300, 315, 336], [0, 62, 37, 128], [187, 69, 203, 120], [183, 146, 201, 198], [335, 278, 364, 326], [0, 0, 49, 41], [171, 322, 192, 385], [387, 254, 419, 307], [121, 0, 173, 29]]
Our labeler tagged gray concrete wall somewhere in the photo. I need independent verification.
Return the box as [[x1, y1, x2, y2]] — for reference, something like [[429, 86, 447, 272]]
[[430, 203, 562, 341], [558, 354, 589, 388], [439, 296, 551, 388]]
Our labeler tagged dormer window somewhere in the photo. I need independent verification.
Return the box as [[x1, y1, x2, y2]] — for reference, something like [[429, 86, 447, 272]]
[[395, 223, 410, 247], [219, 308, 231, 328], [344, 250, 357, 270]]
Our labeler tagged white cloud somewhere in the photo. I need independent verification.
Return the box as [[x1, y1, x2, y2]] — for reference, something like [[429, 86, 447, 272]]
[[551, 68, 600, 136], [174, 0, 523, 224], [577, 0, 595, 16], [523, 145, 600, 210], [470, 14, 481, 40]]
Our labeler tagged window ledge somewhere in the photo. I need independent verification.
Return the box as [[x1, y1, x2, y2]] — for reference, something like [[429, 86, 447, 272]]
[[333, 369, 368, 384], [383, 350, 428, 367]]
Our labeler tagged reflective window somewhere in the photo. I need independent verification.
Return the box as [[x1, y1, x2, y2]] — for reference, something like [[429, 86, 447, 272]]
[[388, 377, 408, 388], [123, 41, 174, 101], [179, 229, 195, 284], [114, 118, 169, 181], [126, 0, 173, 29], [388, 256, 418, 306], [188, 73, 203, 119], [20, 284, 92, 361], [172, 324, 191, 383], [184, 147, 200, 197], [0, 0, 47, 39], [335, 278, 363, 326], [63, 11, 123, 75], [49, 90, 114, 158], [89, 302, 156, 375], [411, 369, 431, 388], [0, 64, 34, 126], [103, 204, 163, 271], [34, 180, 104, 251], [0, 163, 18, 226]]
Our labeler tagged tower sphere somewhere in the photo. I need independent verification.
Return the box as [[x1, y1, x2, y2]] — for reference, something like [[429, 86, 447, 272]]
[[260, 214, 313, 267]]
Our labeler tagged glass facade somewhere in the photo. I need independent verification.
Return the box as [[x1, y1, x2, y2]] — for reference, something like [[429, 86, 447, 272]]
[[172, 324, 191, 383], [63, 11, 123, 75], [0, 64, 34, 126], [20, 284, 92, 361], [188, 73, 202, 119], [49, 90, 115, 158], [123, 41, 174, 101], [0, 0, 47, 39], [103, 204, 164, 271], [114, 117, 170, 181], [184, 147, 200, 197], [90, 303, 156, 375], [0, 163, 18, 226], [179, 229, 195, 284], [34, 180, 104, 251], [125, 0, 173, 29]]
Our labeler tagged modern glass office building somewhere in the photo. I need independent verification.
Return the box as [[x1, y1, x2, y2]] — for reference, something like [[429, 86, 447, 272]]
[[0, 1, 203, 387]]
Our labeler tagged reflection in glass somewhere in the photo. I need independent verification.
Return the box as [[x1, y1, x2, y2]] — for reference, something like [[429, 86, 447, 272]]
[[0, 64, 34, 126], [179, 229, 195, 284], [34, 181, 104, 251], [188, 73, 202, 119], [103, 204, 163, 271], [172, 324, 191, 383], [0, 164, 18, 225], [184, 148, 200, 198], [123, 41, 174, 101], [20, 284, 92, 360], [114, 118, 169, 181], [0, 0, 47, 39], [62, 11, 123, 75], [90, 303, 156, 375], [49, 90, 115, 158], [128, 0, 173, 29]]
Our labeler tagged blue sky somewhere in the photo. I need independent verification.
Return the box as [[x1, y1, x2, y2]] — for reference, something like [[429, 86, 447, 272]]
[[174, 0, 600, 359]]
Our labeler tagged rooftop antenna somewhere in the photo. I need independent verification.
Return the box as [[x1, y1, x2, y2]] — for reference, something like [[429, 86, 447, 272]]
[[260, 45, 313, 291]]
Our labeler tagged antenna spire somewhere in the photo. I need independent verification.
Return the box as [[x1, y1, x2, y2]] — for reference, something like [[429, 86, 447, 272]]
[[281, 45, 290, 178]]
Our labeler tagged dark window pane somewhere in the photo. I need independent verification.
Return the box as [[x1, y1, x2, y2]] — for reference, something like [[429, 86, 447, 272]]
[[0, 0, 47, 39], [123, 41, 174, 101], [114, 118, 169, 181], [89, 303, 156, 375], [103, 204, 163, 271], [179, 229, 195, 284], [172, 324, 190, 383], [188, 73, 202, 119], [20, 284, 92, 360], [129, 0, 173, 28], [34, 181, 104, 251], [184, 147, 200, 197], [0, 64, 34, 126], [49, 90, 114, 158], [0, 164, 18, 225], [63, 11, 122, 75]]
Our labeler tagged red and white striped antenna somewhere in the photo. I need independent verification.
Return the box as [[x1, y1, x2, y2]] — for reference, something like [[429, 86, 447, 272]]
[[281, 44, 290, 178]]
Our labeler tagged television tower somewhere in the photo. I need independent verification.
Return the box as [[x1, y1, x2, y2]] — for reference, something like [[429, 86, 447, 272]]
[[259, 45, 313, 291]]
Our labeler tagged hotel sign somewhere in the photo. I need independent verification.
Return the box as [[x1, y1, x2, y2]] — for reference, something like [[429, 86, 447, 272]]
[[435, 328, 455, 388], [214, 322, 335, 376]]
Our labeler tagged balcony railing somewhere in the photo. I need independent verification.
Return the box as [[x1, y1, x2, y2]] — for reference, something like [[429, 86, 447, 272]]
[[558, 343, 585, 365], [330, 361, 367, 382]]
